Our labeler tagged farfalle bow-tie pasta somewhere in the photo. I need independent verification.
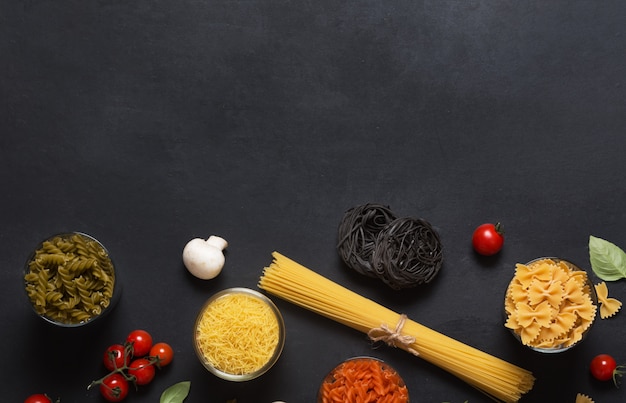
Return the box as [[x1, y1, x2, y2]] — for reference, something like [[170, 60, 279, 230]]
[[594, 281, 622, 319], [505, 258, 597, 349], [575, 393, 594, 403]]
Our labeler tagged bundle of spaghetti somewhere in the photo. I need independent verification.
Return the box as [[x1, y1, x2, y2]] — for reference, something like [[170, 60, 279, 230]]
[[259, 252, 534, 403]]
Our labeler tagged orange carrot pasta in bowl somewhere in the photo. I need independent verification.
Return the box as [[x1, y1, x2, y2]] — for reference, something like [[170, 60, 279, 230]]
[[318, 357, 409, 403]]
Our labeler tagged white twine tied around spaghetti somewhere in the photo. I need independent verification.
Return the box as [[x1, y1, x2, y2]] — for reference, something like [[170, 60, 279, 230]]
[[367, 314, 419, 356]]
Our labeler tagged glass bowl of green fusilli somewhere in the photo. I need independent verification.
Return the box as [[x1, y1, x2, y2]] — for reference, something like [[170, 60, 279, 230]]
[[23, 232, 122, 327]]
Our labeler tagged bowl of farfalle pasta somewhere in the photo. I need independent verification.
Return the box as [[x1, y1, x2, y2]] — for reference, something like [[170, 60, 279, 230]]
[[504, 257, 598, 353], [23, 232, 121, 327]]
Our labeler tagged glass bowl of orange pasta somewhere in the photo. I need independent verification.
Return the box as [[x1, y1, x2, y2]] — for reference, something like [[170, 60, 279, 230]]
[[317, 356, 409, 403], [193, 287, 286, 381], [23, 232, 121, 327], [504, 257, 598, 353]]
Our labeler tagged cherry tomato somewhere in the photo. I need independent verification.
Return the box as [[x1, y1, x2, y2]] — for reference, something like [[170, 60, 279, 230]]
[[126, 329, 153, 357], [103, 344, 130, 371], [149, 342, 174, 367], [590, 354, 618, 381], [100, 373, 129, 402], [472, 222, 504, 256], [128, 358, 156, 386], [24, 394, 52, 403]]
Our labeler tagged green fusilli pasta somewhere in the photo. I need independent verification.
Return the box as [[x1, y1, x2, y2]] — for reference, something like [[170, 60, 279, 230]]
[[24, 233, 116, 325]]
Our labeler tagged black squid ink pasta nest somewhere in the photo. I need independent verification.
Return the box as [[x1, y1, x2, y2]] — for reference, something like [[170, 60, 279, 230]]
[[337, 203, 443, 290], [23, 232, 120, 326]]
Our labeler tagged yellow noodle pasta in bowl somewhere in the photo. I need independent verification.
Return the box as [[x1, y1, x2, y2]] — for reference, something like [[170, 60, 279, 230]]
[[193, 287, 285, 381], [504, 257, 598, 353], [23, 232, 121, 327]]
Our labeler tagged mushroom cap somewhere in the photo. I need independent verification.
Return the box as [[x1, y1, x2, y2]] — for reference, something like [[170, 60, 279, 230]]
[[182, 238, 226, 280]]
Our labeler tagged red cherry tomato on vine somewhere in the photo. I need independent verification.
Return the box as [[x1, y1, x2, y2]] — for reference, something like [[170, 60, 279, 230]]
[[590, 354, 625, 385], [24, 394, 52, 403], [126, 329, 153, 357], [103, 344, 129, 371], [472, 222, 504, 256], [100, 373, 129, 402], [150, 342, 174, 367], [128, 358, 156, 385]]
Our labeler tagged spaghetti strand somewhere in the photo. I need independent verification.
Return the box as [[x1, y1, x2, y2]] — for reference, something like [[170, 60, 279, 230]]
[[258, 251, 534, 403]]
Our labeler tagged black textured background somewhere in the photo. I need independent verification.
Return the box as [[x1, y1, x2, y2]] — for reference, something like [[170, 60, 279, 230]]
[[2, 1, 626, 402]]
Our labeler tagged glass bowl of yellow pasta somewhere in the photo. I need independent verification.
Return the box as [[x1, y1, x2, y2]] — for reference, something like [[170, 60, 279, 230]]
[[317, 357, 409, 403], [193, 287, 285, 381], [23, 232, 121, 327], [503, 257, 598, 353]]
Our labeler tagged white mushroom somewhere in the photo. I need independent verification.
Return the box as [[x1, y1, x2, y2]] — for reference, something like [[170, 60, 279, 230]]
[[182, 236, 228, 280]]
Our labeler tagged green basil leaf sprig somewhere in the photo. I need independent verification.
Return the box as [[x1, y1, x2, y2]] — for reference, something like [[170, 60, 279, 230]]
[[160, 381, 191, 403], [589, 235, 626, 281]]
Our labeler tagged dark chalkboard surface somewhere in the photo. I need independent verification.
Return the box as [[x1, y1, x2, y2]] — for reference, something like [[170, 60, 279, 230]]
[[3, 1, 626, 402]]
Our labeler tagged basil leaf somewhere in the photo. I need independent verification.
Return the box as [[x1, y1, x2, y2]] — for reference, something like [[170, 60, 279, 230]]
[[589, 235, 626, 281], [160, 381, 191, 403]]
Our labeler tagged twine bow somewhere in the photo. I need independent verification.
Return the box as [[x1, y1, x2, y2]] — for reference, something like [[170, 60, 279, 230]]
[[368, 314, 419, 356]]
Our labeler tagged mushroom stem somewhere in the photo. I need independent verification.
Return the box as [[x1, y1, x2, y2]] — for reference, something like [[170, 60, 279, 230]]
[[206, 236, 228, 251]]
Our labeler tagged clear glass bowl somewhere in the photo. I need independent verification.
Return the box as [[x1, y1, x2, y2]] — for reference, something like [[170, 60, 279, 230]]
[[23, 232, 121, 327], [193, 287, 285, 381], [504, 257, 598, 353], [317, 357, 409, 403]]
